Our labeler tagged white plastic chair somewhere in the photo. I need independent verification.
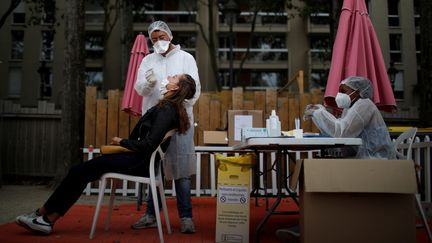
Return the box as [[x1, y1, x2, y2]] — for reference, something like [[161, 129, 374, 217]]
[[393, 127, 431, 241], [393, 127, 417, 160], [89, 129, 176, 243]]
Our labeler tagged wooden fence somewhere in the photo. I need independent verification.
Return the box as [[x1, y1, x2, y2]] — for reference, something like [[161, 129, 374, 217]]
[[82, 84, 323, 191], [0, 100, 62, 177], [83, 86, 323, 147]]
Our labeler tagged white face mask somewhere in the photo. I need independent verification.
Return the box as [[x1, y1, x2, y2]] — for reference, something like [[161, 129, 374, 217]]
[[153, 40, 170, 54], [159, 78, 169, 95], [335, 90, 355, 109]]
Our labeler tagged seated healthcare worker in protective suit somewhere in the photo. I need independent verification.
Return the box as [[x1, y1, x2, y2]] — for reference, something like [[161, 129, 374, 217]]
[[303, 76, 395, 159], [276, 76, 397, 242]]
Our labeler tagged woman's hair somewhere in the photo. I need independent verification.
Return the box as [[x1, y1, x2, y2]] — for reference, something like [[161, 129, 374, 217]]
[[158, 74, 196, 134]]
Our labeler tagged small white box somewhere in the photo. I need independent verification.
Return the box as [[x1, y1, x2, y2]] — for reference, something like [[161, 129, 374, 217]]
[[241, 127, 268, 141], [293, 129, 303, 138]]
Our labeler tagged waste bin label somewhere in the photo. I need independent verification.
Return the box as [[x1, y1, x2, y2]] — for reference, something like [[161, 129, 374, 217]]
[[218, 185, 249, 204]]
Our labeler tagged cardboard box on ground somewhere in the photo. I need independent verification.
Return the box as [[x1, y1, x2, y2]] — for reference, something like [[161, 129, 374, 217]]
[[290, 159, 418, 243], [227, 110, 263, 146]]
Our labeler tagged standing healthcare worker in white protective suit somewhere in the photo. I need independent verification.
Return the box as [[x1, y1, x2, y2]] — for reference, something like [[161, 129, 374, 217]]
[[132, 20, 201, 234], [304, 76, 395, 159]]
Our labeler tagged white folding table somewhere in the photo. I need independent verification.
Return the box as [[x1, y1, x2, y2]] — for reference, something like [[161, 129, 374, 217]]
[[233, 136, 363, 243]]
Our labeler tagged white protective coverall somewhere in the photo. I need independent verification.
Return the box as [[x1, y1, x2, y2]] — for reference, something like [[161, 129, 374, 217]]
[[135, 45, 201, 179], [311, 98, 395, 159]]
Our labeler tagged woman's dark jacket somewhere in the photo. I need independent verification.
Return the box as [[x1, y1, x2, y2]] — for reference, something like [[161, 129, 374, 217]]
[[119, 102, 178, 160]]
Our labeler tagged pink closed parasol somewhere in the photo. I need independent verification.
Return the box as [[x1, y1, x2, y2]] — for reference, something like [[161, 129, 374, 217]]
[[121, 33, 149, 116], [324, 0, 397, 112]]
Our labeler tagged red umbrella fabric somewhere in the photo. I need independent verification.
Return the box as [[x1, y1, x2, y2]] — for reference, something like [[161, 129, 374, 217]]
[[324, 0, 397, 112], [121, 33, 149, 116]]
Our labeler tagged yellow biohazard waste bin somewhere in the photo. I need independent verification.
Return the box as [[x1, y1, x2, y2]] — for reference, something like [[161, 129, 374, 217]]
[[215, 153, 256, 243]]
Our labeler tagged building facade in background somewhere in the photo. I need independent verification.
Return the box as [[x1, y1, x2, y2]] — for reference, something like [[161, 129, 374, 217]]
[[0, 0, 420, 120]]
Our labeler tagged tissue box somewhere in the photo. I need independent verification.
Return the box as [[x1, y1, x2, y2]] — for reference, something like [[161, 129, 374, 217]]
[[241, 127, 268, 141]]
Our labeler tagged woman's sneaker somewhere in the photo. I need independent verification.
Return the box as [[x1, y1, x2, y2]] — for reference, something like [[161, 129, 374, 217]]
[[16, 210, 40, 226], [18, 215, 53, 235], [180, 217, 195, 233], [131, 214, 157, 229]]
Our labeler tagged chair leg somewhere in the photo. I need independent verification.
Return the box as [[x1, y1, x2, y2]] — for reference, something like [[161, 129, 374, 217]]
[[151, 183, 165, 243], [89, 178, 107, 239], [104, 179, 118, 231], [158, 184, 171, 234], [137, 182, 143, 211], [416, 195, 432, 241]]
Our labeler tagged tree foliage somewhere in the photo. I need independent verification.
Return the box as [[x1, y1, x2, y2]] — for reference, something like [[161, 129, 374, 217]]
[[235, 0, 288, 87], [0, 0, 22, 29], [287, 0, 342, 48], [0, 0, 59, 30]]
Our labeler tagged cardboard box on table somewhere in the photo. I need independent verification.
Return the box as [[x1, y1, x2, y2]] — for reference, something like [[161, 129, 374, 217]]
[[227, 110, 263, 146], [290, 159, 417, 243], [215, 154, 255, 243], [203, 131, 228, 145]]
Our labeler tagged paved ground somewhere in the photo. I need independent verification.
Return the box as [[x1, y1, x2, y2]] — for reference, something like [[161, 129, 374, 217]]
[[2, 185, 432, 225], [0, 185, 137, 225]]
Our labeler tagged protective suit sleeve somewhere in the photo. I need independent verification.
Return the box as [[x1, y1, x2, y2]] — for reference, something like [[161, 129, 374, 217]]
[[311, 99, 373, 138], [134, 57, 156, 96]]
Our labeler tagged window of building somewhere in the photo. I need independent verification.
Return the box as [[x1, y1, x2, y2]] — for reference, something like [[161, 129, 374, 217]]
[[309, 35, 331, 64], [132, 1, 197, 23], [218, 0, 287, 25], [41, 31, 54, 61], [309, 12, 329, 26], [85, 2, 104, 24], [248, 70, 287, 88], [218, 33, 288, 62], [389, 34, 402, 63], [393, 70, 404, 100], [8, 68, 22, 98], [41, 1, 56, 24], [85, 32, 104, 59], [415, 34, 420, 65], [413, 0, 420, 27], [37, 61, 52, 99], [12, 2, 26, 24], [85, 68, 103, 90], [219, 69, 287, 89], [310, 69, 329, 91], [11, 30, 24, 60], [171, 31, 197, 57], [387, 0, 400, 27]]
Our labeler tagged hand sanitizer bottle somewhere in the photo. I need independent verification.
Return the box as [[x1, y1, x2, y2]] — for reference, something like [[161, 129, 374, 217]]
[[268, 110, 281, 136]]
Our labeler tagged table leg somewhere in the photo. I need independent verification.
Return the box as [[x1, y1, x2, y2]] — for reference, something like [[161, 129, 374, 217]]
[[255, 148, 284, 243]]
